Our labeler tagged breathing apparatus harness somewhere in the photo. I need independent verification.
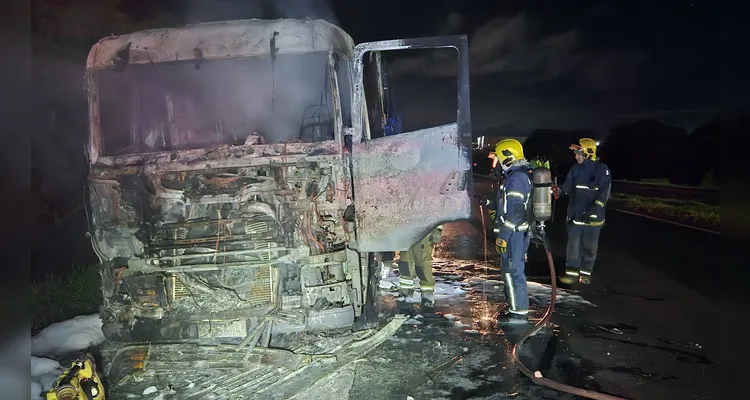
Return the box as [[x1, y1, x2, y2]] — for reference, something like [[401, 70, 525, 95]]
[[485, 164, 628, 400]]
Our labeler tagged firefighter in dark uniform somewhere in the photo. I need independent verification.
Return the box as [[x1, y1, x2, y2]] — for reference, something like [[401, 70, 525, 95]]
[[489, 139, 533, 324], [553, 138, 612, 284]]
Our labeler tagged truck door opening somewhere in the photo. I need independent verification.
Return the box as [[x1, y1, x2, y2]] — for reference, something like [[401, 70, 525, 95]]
[[349, 36, 474, 252]]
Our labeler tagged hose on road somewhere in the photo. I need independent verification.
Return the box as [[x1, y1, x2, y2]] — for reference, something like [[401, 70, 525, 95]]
[[478, 187, 626, 398], [509, 234, 628, 400]]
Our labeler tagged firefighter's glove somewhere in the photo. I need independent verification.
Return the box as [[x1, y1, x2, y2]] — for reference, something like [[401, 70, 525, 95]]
[[551, 185, 561, 200], [495, 238, 507, 255]]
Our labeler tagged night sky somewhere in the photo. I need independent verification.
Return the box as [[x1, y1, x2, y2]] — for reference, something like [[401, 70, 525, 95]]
[[134, 0, 719, 136]]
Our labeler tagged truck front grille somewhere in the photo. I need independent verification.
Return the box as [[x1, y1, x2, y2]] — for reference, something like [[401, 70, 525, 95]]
[[246, 265, 272, 305], [171, 265, 274, 306]]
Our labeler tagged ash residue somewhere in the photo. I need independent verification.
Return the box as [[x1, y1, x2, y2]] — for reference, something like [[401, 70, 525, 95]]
[[170, 273, 261, 316]]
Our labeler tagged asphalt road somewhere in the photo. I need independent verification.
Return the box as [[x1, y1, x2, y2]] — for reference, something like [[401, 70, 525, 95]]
[[365, 179, 735, 400]]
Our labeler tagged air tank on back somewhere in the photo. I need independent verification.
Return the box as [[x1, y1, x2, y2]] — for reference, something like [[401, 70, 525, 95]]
[[531, 167, 553, 222]]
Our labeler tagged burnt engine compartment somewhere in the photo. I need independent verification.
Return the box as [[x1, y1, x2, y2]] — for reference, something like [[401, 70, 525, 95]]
[[89, 161, 363, 343]]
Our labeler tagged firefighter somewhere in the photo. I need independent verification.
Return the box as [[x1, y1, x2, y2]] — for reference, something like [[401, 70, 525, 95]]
[[397, 225, 443, 306], [529, 156, 551, 169], [540, 156, 551, 169], [491, 139, 533, 324], [552, 138, 611, 284]]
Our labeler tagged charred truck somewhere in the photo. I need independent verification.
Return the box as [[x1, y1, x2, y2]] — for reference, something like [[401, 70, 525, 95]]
[[84, 19, 473, 346]]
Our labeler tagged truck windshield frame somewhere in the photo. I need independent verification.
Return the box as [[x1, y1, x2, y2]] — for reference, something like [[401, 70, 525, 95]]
[[90, 51, 341, 157]]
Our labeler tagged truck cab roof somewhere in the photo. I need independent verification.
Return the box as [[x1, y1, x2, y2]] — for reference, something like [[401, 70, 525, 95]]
[[86, 18, 355, 71]]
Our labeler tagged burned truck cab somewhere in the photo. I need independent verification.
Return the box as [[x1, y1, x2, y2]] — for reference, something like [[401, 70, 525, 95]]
[[84, 19, 473, 345]]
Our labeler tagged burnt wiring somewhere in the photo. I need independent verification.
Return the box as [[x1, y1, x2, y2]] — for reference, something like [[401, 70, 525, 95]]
[[304, 213, 326, 253], [189, 273, 248, 303], [173, 274, 213, 338], [298, 188, 329, 254], [304, 184, 346, 253]]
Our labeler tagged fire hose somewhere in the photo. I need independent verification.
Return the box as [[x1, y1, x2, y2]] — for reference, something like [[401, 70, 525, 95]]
[[479, 185, 627, 400], [509, 232, 628, 400]]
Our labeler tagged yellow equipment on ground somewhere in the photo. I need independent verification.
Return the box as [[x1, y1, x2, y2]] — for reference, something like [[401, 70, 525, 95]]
[[46, 353, 106, 400]]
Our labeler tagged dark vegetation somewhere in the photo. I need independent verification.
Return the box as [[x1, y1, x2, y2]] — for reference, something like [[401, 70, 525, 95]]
[[473, 116, 721, 188], [31, 0, 180, 330], [32, 0, 179, 281], [32, 265, 101, 334]]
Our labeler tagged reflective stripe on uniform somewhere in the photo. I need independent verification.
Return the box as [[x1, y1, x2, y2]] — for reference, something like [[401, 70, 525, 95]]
[[399, 277, 415, 288], [421, 285, 435, 292], [507, 191, 525, 200], [573, 219, 605, 226], [501, 219, 529, 232], [565, 270, 579, 277], [580, 270, 592, 276], [509, 309, 529, 315], [575, 185, 599, 191], [595, 200, 605, 207], [504, 273, 517, 311]]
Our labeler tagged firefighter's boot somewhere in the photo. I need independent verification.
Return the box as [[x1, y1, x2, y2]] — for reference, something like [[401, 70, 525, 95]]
[[560, 267, 580, 285], [559, 276, 576, 285], [421, 290, 435, 308], [399, 287, 415, 299], [497, 310, 529, 326]]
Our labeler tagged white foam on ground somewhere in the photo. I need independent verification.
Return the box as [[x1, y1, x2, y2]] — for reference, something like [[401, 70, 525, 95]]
[[471, 278, 596, 308], [528, 282, 596, 308], [30, 357, 64, 399], [30, 314, 107, 399], [380, 264, 596, 309], [31, 314, 106, 357], [379, 268, 467, 299]]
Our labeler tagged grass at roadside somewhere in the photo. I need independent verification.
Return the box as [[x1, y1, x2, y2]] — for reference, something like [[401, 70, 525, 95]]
[[609, 193, 720, 230], [31, 264, 101, 334]]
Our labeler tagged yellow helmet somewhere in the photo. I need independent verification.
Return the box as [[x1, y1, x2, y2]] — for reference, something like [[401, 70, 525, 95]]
[[494, 139, 525, 170], [569, 137, 597, 159]]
